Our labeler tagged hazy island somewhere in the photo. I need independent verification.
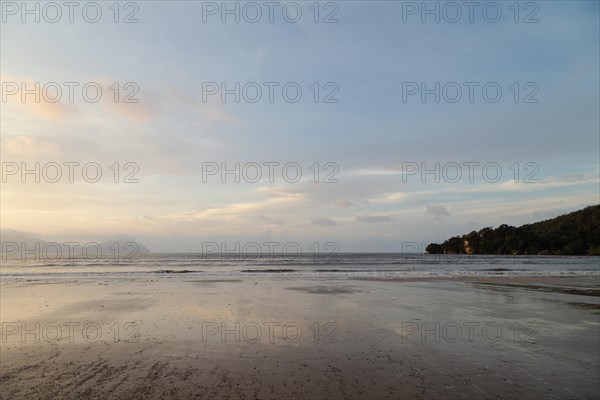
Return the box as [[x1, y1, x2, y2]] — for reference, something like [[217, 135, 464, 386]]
[[0, 229, 151, 257], [426, 205, 600, 256]]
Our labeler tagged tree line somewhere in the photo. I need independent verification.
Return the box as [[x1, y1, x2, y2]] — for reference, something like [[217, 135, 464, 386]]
[[426, 205, 600, 256]]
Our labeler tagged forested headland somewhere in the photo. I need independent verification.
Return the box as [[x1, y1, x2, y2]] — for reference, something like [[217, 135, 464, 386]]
[[426, 205, 600, 256]]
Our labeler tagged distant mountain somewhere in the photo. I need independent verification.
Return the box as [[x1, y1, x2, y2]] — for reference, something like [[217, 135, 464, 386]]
[[96, 240, 151, 256], [426, 205, 600, 256], [0, 229, 45, 250], [0, 229, 151, 257]]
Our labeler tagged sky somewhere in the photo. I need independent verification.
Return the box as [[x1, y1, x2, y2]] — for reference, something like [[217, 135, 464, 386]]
[[1, 0, 599, 252]]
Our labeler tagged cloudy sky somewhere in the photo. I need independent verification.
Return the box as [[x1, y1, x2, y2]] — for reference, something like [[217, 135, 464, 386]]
[[1, 1, 598, 252]]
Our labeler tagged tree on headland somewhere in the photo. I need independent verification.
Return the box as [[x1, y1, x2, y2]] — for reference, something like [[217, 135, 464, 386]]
[[426, 205, 600, 256]]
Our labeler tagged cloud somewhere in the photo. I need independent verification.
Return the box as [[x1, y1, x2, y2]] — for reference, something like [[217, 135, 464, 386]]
[[165, 194, 304, 224], [376, 192, 408, 203], [258, 215, 284, 225], [0, 74, 79, 120], [1, 75, 80, 121], [101, 97, 155, 122], [1, 75, 162, 124], [334, 199, 354, 208], [426, 205, 451, 220], [255, 186, 303, 198], [356, 215, 392, 223], [28, 99, 79, 120], [1, 135, 59, 156], [311, 217, 337, 226], [346, 167, 402, 177]]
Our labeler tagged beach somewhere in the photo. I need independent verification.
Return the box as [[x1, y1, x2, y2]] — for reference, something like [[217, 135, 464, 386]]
[[1, 274, 598, 399]]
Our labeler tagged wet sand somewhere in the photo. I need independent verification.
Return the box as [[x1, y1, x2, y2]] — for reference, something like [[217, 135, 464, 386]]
[[1, 275, 599, 399]]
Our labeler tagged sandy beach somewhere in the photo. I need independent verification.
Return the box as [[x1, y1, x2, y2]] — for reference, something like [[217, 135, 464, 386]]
[[1, 275, 598, 399]]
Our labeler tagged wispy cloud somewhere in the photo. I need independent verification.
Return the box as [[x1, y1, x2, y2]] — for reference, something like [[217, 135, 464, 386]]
[[1, 135, 59, 156], [426, 205, 451, 221], [312, 217, 337, 226], [356, 215, 392, 223]]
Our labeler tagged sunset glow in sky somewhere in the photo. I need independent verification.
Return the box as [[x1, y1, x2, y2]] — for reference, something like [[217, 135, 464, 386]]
[[1, 1, 598, 251]]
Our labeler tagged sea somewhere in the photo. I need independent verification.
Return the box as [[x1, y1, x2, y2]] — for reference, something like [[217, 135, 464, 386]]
[[1, 253, 598, 280]]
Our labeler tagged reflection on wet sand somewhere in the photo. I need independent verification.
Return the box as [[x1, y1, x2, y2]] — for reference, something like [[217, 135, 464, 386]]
[[1, 276, 598, 399]]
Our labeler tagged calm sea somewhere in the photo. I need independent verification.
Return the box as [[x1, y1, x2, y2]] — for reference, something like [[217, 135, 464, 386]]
[[1, 254, 598, 280]]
